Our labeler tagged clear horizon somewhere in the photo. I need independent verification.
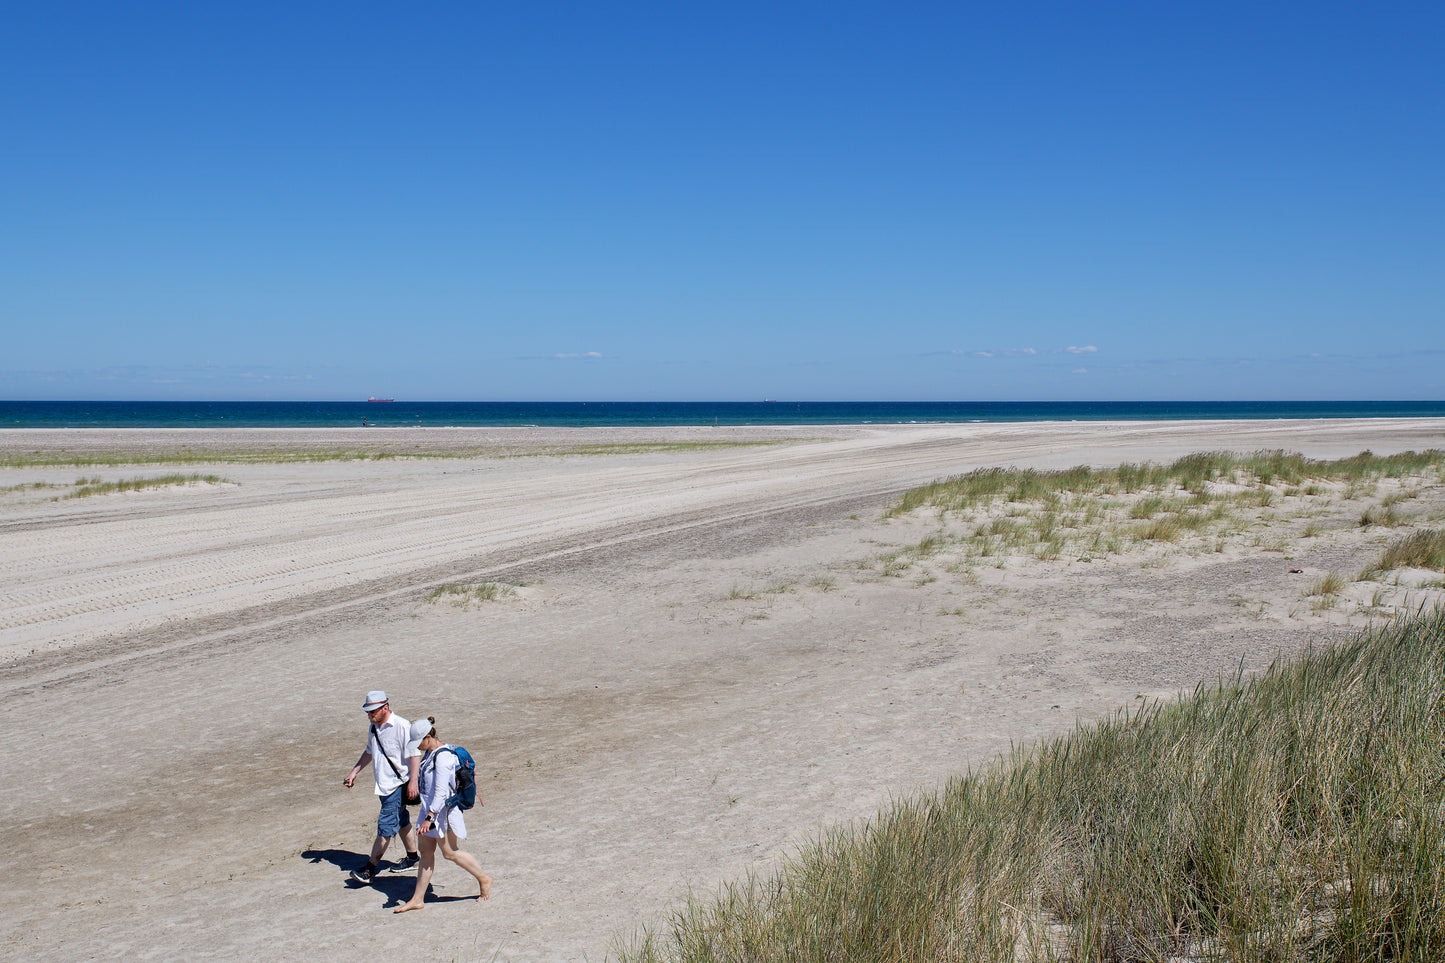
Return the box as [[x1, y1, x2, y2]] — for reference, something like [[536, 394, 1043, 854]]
[[3, 3, 1442, 403], [9, 397, 1445, 403]]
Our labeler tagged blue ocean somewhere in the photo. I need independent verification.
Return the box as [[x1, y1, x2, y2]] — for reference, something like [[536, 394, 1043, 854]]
[[2, 400, 1444, 429]]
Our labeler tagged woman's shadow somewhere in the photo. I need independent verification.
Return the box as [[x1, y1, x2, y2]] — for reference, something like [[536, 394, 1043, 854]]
[[302, 849, 467, 907]]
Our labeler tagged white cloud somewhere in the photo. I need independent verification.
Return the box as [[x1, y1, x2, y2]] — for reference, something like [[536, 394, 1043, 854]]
[[942, 348, 1035, 358], [551, 352, 603, 360], [1065, 345, 1098, 355], [1072, 368, 1088, 374]]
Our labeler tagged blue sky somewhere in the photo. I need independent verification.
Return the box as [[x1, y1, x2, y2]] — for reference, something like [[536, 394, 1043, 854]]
[[2, 2, 1442, 401]]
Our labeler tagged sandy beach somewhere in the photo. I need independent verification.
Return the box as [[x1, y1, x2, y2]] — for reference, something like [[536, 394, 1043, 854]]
[[3, 418, 1443, 961]]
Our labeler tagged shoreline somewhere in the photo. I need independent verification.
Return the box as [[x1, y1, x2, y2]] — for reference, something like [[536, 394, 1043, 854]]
[[3, 415, 1444, 454]]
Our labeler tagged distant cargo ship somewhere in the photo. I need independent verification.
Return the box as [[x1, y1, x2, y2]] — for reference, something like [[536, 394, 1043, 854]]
[[367, 397, 395, 402]]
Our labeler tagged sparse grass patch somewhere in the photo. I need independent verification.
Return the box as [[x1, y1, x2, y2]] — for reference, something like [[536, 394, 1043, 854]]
[[1138, 517, 1180, 542], [986, 518, 1020, 539], [1129, 496, 1167, 519], [1306, 571, 1344, 597], [808, 575, 836, 592], [1033, 535, 1065, 561], [1360, 503, 1403, 527], [880, 556, 910, 577], [1174, 511, 1211, 531], [1374, 528, 1445, 573], [425, 581, 517, 604], [908, 532, 948, 558], [1251, 535, 1290, 553], [0, 480, 63, 493], [62, 474, 228, 499]]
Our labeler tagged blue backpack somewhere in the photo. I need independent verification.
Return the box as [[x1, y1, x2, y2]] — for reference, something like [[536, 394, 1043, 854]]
[[438, 746, 477, 811]]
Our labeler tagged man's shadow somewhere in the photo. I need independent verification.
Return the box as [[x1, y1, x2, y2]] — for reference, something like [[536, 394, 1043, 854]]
[[302, 849, 467, 907], [301, 847, 360, 871]]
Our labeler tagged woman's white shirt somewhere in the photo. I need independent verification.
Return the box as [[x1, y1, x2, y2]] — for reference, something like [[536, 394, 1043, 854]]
[[418, 744, 467, 839]]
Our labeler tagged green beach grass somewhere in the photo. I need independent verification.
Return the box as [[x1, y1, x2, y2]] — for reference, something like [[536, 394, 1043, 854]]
[[617, 605, 1445, 962], [425, 582, 518, 605], [0, 439, 787, 468], [61, 474, 229, 499], [884, 450, 1445, 521], [870, 450, 1445, 574], [1358, 530, 1445, 583]]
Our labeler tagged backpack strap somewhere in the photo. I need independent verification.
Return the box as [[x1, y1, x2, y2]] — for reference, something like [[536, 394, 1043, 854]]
[[433, 746, 462, 809]]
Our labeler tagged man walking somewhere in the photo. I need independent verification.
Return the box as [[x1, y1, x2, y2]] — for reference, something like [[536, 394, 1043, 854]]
[[343, 690, 421, 882]]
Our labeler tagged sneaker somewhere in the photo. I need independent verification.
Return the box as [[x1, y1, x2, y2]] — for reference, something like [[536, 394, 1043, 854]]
[[350, 863, 376, 883], [395, 854, 420, 872]]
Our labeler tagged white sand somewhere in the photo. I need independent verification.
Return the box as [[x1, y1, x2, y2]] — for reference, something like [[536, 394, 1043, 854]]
[[2, 419, 1442, 960]]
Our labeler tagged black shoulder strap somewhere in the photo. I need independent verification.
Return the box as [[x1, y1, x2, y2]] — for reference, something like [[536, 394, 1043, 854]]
[[370, 722, 405, 780]]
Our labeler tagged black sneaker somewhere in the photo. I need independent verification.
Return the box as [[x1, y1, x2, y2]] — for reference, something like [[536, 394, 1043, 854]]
[[395, 854, 420, 872], [350, 863, 376, 883]]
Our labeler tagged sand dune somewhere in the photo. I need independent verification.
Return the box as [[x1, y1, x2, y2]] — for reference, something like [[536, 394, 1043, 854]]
[[2, 419, 1442, 960]]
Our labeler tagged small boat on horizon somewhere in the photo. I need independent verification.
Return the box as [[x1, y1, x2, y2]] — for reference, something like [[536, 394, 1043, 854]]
[[367, 397, 395, 402]]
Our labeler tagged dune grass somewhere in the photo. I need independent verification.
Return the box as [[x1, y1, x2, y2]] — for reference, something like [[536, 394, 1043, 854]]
[[1365, 529, 1445, 579], [873, 450, 1444, 572], [61, 474, 228, 498], [617, 606, 1445, 962], [885, 450, 1445, 520], [425, 582, 517, 604], [1360, 504, 1404, 527]]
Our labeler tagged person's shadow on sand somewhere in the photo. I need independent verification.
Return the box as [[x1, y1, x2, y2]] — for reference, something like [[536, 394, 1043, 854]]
[[302, 849, 464, 908], [357, 874, 470, 909], [301, 848, 360, 871]]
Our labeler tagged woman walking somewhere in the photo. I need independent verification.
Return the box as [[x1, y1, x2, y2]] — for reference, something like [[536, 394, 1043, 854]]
[[394, 716, 493, 912]]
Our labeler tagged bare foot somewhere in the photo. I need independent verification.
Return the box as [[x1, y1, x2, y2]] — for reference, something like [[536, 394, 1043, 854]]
[[393, 901, 424, 914], [478, 874, 493, 901]]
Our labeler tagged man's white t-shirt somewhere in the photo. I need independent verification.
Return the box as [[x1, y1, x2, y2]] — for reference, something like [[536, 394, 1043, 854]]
[[366, 713, 417, 795]]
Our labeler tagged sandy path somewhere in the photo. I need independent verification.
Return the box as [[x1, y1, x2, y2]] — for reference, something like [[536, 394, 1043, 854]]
[[1, 419, 1442, 960]]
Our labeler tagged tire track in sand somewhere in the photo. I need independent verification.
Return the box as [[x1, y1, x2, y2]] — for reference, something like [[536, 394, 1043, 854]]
[[1, 432, 1001, 679]]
